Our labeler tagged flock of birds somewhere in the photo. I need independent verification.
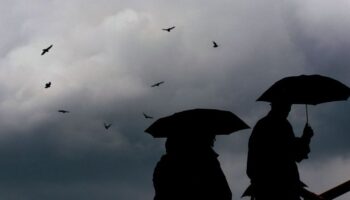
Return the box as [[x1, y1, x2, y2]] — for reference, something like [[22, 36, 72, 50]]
[[161, 26, 219, 47], [41, 26, 219, 131]]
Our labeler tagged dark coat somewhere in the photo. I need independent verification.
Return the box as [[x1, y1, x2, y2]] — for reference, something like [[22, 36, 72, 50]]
[[153, 148, 232, 200], [246, 112, 310, 200]]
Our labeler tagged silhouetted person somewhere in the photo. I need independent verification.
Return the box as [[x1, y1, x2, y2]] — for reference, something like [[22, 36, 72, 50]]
[[245, 101, 313, 200], [153, 134, 232, 200]]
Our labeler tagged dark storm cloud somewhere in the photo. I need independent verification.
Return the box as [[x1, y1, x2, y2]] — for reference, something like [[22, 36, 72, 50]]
[[0, 0, 349, 200], [279, 1, 350, 161], [0, 108, 160, 200]]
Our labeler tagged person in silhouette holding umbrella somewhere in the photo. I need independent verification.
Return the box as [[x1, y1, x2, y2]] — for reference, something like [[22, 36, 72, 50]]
[[145, 109, 249, 200], [153, 134, 231, 200], [243, 74, 350, 200], [244, 100, 313, 200]]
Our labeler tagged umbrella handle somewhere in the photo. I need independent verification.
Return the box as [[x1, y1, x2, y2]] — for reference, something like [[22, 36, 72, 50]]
[[305, 104, 309, 125]]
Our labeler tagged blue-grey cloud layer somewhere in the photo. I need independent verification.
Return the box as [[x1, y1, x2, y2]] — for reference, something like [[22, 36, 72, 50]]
[[0, 0, 349, 199]]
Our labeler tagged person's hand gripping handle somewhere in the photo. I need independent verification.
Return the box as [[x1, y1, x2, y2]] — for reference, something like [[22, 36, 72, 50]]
[[302, 123, 314, 142]]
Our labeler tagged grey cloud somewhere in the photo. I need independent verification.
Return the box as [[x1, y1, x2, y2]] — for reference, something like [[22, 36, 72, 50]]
[[0, 0, 349, 199]]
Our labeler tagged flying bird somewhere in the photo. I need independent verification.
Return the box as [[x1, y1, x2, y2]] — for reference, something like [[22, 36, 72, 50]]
[[151, 81, 164, 87], [143, 112, 153, 119], [212, 41, 219, 48], [58, 110, 70, 113], [45, 82, 51, 89], [41, 44, 53, 55], [104, 123, 112, 130], [162, 26, 175, 32]]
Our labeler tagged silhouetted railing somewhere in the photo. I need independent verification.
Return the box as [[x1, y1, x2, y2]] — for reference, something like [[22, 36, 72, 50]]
[[302, 180, 350, 200]]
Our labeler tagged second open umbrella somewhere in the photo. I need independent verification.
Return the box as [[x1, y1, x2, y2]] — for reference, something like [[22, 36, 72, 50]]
[[145, 108, 250, 138]]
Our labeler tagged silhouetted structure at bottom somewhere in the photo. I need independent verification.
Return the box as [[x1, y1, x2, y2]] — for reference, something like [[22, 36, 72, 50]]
[[153, 135, 232, 200], [302, 179, 350, 200]]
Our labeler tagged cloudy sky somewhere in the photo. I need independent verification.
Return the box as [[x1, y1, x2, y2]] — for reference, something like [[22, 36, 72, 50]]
[[0, 0, 350, 199]]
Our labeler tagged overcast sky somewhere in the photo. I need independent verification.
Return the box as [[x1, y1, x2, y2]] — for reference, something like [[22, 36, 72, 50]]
[[0, 0, 350, 199]]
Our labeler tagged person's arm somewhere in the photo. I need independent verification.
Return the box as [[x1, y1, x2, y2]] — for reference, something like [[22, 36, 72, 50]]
[[294, 123, 314, 162], [209, 158, 232, 200], [153, 155, 171, 200]]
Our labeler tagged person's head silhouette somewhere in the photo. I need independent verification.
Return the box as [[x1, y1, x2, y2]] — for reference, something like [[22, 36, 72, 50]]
[[165, 134, 216, 155], [270, 101, 292, 119]]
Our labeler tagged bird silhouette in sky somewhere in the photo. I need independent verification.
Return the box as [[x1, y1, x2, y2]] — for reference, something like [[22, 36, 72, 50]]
[[143, 112, 153, 119], [151, 81, 164, 87], [162, 26, 175, 32], [45, 82, 51, 89], [58, 110, 70, 113], [41, 44, 53, 55], [213, 41, 219, 48], [104, 123, 112, 130]]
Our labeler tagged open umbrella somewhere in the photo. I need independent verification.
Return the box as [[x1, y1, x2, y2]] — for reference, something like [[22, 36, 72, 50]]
[[145, 108, 250, 138], [257, 74, 350, 123]]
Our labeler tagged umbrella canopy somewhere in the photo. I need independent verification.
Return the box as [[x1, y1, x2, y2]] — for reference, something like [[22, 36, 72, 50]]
[[257, 74, 350, 105], [145, 108, 250, 138], [257, 74, 350, 123]]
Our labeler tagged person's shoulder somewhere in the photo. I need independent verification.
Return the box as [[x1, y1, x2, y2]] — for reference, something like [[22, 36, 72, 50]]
[[255, 115, 273, 127], [251, 115, 276, 137], [157, 154, 171, 165]]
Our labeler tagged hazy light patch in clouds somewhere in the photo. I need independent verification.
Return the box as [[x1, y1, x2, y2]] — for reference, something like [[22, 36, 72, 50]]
[[0, 8, 155, 132], [283, 0, 350, 79], [290, 0, 350, 42]]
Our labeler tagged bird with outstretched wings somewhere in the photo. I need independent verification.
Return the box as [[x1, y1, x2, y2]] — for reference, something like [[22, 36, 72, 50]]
[[143, 112, 153, 119], [45, 82, 51, 88], [213, 41, 219, 48], [41, 44, 53, 55], [104, 123, 112, 130], [58, 110, 70, 113], [162, 26, 175, 32], [151, 81, 164, 87]]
